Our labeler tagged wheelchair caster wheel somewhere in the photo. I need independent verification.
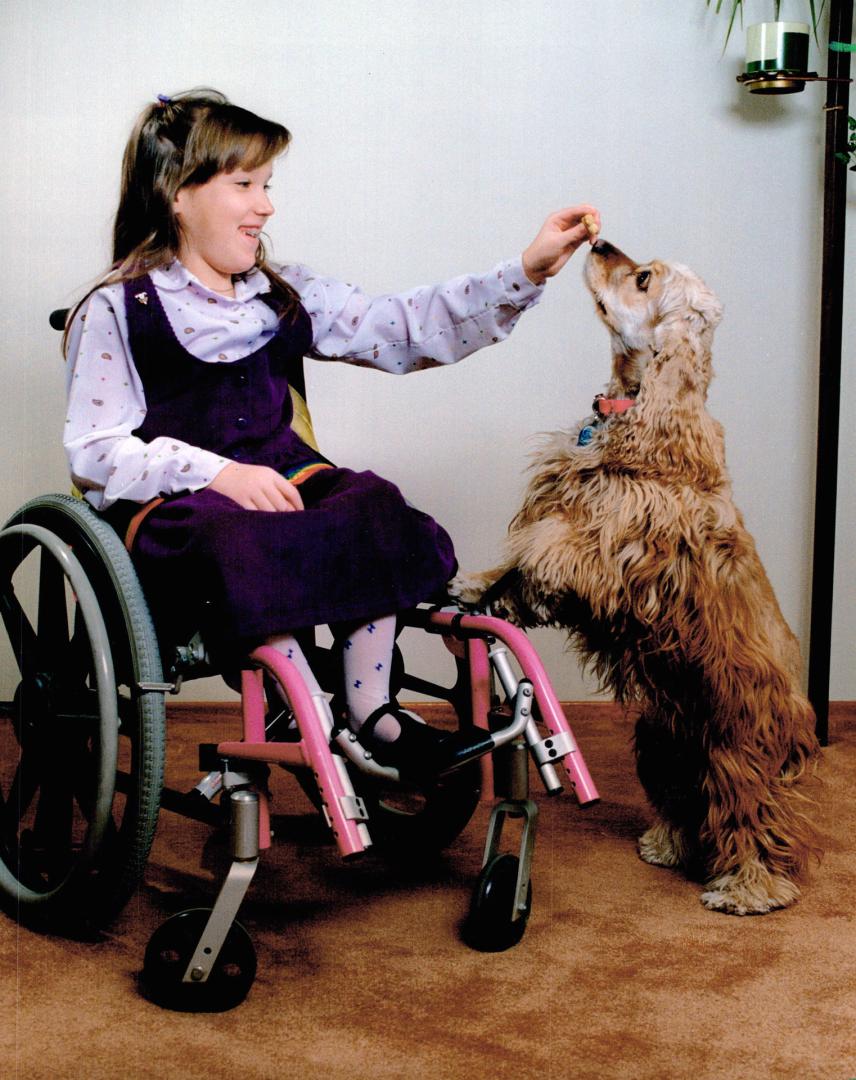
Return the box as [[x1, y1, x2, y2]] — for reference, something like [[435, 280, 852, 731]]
[[142, 908, 257, 1011], [463, 853, 532, 952]]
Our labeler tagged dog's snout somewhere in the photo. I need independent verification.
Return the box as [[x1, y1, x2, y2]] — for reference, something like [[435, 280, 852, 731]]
[[587, 239, 636, 273], [590, 239, 617, 258]]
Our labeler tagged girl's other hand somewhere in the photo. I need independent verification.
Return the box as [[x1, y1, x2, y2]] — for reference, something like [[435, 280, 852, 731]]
[[522, 205, 601, 286], [208, 462, 304, 511]]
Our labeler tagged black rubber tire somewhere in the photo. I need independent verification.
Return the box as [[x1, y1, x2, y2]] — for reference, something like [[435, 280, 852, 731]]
[[0, 494, 166, 928], [356, 763, 482, 856], [463, 852, 532, 952], [142, 908, 256, 1012]]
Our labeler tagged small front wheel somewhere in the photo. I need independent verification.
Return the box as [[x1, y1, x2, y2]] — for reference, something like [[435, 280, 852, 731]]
[[142, 908, 257, 1012], [463, 853, 532, 952]]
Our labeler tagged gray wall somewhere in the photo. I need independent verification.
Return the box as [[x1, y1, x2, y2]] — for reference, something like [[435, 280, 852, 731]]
[[1, 0, 853, 702]]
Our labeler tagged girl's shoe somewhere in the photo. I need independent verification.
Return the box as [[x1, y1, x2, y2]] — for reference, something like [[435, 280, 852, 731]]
[[357, 705, 493, 784]]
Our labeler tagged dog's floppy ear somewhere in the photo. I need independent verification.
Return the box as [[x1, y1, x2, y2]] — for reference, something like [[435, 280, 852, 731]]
[[604, 338, 726, 488], [655, 264, 723, 341]]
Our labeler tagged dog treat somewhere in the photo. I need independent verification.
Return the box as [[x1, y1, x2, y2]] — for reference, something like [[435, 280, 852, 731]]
[[582, 213, 599, 238]]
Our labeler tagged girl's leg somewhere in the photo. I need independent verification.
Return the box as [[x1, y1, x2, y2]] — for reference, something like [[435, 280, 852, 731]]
[[271, 618, 452, 781], [267, 621, 402, 739], [335, 615, 402, 742], [333, 615, 466, 784], [266, 632, 324, 696]]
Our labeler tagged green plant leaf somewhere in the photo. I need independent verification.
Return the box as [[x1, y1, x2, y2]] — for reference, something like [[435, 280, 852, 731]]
[[723, 0, 741, 50]]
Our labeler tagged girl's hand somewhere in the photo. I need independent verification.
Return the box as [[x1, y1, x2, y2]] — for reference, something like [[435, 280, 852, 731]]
[[521, 205, 601, 286], [208, 462, 304, 512]]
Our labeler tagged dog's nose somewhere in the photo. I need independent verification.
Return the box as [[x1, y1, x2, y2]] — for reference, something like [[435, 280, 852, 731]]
[[590, 239, 616, 257]]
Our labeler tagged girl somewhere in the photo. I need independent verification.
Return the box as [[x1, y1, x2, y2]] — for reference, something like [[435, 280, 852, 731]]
[[64, 88, 600, 782]]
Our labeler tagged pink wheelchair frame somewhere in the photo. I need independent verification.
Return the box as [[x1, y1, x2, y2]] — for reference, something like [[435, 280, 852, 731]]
[[139, 602, 600, 1009]]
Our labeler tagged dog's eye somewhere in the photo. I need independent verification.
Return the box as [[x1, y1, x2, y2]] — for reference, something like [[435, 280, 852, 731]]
[[635, 269, 651, 291], [596, 299, 607, 315]]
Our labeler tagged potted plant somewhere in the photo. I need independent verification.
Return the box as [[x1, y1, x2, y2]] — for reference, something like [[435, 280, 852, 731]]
[[708, 1, 826, 92]]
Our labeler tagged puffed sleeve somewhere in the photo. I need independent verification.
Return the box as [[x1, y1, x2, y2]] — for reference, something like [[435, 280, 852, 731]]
[[64, 286, 230, 510], [278, 257, 544, 373]]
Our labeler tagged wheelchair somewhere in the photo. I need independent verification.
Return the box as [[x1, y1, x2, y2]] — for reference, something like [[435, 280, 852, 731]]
[[0, 314, 599, 1011]]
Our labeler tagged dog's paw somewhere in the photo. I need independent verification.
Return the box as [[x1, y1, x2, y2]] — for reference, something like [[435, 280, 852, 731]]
[[700, 868, 801, 916], [447, 571, 494, 607], [638, 822, 686, 869]]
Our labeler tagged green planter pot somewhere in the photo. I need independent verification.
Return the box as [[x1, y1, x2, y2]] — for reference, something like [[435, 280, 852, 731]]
[[744, 21, 811, 93]]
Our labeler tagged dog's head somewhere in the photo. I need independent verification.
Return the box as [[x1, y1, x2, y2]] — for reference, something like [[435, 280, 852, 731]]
[[584, 240, 723, 395]]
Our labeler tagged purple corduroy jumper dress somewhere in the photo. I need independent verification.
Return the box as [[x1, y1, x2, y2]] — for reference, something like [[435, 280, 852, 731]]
[[117, 276, 457, 657]]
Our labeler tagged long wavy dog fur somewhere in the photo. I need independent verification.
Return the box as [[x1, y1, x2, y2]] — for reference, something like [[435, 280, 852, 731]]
[[451, 239, 820, 915]]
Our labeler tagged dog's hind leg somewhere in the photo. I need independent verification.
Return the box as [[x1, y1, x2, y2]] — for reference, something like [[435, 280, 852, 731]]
[[700, 858, 801, 915], [633, 708, 706, 871], [695, 719, 818, 915]]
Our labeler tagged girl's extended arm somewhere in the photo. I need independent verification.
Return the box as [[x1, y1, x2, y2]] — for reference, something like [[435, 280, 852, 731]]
[[282, 206, 599, 372], [282, 257, 542, 372]]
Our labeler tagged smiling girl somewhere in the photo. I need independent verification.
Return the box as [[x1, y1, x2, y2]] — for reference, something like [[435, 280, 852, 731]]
[[64, 88, 599, 780]]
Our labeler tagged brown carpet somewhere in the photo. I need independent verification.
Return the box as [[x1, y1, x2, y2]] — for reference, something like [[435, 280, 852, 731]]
[[3, 703, 855, 1080]]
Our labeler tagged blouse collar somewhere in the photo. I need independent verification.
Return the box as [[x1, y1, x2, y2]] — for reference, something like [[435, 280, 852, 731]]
[[151, 260, 272, 302]]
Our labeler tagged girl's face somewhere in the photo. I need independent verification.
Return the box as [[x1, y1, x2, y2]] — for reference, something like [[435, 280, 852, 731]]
[[173, 162, 275, 291]]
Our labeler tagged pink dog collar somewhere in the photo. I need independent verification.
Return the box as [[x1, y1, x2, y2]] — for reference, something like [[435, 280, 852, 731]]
[[593, 394, 636, 417]]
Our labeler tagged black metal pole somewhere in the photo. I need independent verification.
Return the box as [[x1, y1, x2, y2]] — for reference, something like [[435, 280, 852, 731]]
[[808, 0, 853, 745]]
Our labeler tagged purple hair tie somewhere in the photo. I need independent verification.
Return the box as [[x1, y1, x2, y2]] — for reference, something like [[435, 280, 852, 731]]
[[156, 94, 172, 105]]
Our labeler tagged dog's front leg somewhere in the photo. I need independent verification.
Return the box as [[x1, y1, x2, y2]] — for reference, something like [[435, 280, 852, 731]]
[[447, 566, 510, 607], [638, 818, 691, 870], [450, 513, 583, 624], [447, 564, 528, 623]]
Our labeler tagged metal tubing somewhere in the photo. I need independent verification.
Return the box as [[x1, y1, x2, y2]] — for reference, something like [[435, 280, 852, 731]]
[[467, 636, 497, 799], [408, 610, 599, 804], [178, 790, 260, 984], [247, 645, 370, 858], [181, 858, 259, 984], [230, 790, 260, 862], [489, 644, 562, 793], [808, 0, 853, 745]]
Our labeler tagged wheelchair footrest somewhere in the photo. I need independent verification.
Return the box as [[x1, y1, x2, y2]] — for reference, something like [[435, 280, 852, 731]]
[[436, 728, 497, 776]]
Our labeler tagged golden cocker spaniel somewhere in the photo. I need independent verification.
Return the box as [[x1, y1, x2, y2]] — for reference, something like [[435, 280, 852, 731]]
[[452, 239, 820, 915]]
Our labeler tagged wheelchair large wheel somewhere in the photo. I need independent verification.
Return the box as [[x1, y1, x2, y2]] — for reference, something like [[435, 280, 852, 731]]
[[0, 494, 166, 927], [356, 763, 482, 857], [361, 649, 483, 855]]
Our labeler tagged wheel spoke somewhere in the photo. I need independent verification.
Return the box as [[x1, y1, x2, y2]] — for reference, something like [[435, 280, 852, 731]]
[[3, 723, 106, 892], [0, 746, 41, 837], [0, 580, 39, 682], [68, 604, 97, 687], [32, 753, 75, 877], [0, 496, 167, 924], [37, 549, 71, 664]]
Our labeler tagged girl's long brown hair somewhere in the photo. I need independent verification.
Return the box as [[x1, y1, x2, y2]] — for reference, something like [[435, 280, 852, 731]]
[[64, 88, 301, 354]]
